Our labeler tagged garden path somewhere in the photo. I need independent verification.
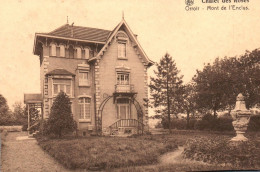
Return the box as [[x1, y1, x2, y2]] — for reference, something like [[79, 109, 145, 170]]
[[1, 132, 73, 172], [159, 146, 209, 165]]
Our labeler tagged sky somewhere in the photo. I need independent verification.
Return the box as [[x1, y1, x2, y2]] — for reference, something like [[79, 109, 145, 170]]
[[0, 0, 260, 109]]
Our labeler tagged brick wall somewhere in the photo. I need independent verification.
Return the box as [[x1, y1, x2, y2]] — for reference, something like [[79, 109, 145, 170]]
[[98, 32, 148, 130]]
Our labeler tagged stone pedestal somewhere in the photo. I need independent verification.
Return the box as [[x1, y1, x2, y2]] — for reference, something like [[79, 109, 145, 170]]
[[230, 94, 251, 142]]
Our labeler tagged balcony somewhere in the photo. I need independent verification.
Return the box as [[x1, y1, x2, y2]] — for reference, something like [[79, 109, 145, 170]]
[[79, 79, 90, 87], [115, 84, 134, 93]]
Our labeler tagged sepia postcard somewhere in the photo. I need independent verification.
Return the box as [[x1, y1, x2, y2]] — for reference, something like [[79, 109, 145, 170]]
[[0, 0, 259, 171]]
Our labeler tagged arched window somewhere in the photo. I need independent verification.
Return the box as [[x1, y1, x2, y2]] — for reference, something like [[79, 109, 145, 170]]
[[50, 43, 56, 56], [79, 97, 91, 120], [68, 45, 74, 58], [60, 45, 65, 57], [76, 47, 82, 59], [84, 48, 90, 59]]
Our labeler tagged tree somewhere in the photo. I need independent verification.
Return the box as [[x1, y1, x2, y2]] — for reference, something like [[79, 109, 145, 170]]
[[0, 94, 13, 125], [47, 91, 76, 137], [193, 49, 260, 116], [182, 83, 196, 129], [150, 53, 184, 133], [13, 101, 27, 125]]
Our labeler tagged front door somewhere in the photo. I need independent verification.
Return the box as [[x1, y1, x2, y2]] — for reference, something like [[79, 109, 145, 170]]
[[117, 98, 131, 119]]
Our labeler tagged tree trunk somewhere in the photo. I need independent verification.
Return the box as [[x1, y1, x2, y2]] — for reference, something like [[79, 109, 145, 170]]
[[186, 111, 190, 129], [166, 63, 171, 133], [213, 109, 217, 118]]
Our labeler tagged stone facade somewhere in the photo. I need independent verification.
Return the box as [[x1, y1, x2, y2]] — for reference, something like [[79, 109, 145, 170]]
[[33, 19, 153, 135]]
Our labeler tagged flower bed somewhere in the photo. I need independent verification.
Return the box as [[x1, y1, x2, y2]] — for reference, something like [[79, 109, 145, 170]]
[[183, 136, 260, 169]]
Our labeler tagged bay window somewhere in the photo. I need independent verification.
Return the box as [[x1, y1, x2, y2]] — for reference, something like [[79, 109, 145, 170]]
[[53, 79, 72, 96]]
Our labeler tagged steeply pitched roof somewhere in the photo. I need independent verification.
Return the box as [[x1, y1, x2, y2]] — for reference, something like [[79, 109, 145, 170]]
[[24, 94, 42, 104], [89, 19, 154, 67], [46, 68, 75, 76], [40, 24, 111, 43]]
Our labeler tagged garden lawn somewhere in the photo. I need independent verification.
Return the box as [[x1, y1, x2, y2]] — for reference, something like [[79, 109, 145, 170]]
[[37, 130, 260, 171], [37, 135, 178, 170]]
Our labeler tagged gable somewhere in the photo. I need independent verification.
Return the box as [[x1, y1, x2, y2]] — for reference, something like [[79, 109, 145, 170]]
[[89, 19, 154, 67]]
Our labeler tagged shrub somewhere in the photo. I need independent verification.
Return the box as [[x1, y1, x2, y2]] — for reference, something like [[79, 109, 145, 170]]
[[161, 117, 197, 130], [183, 137, 260, 168], [194, 113, 233, 131], [248, 115, 260, 131], [43, 92, 77, 138]]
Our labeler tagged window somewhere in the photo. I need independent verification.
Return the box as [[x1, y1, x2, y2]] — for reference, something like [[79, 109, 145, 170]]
[[117, 73, 129, 85], [117, 98, 130, 119], [50, 44, 56, 56], [68, 45, 74, 58], [118, 42, 126, 58], [56, 47, 60, 57], [60, 45, 65, 57], [83, 48, 90, 59], [53, 79, 72, 96], [76, 47, 82, 59], [79, 71, 89, 86], [79, 97, 91, 120]]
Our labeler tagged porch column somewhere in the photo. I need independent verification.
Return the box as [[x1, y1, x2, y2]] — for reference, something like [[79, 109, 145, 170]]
[[27, 104, 30, 135]]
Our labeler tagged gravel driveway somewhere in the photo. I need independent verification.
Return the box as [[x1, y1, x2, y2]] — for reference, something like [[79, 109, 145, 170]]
[[1, 132, 71, 172]]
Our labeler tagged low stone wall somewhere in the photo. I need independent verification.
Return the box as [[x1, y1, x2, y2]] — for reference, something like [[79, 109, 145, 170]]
[[0, 126, 23, 132]]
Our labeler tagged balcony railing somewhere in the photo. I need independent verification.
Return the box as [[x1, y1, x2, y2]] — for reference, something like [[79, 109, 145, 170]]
[[79, 79, 90, 87], [115, 84, 134, 93]]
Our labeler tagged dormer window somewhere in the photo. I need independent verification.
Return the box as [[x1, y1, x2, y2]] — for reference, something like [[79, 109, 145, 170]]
[[50, 43, 56, 56], [118, 42, 126, 59]]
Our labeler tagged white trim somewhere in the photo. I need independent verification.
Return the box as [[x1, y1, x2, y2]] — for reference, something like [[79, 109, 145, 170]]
[[78, 97, 91, 121], [78, 95, 92, 98], [35, 33, 106, 44], [89, 19, 154, 66], [79, 119, 91, 123]]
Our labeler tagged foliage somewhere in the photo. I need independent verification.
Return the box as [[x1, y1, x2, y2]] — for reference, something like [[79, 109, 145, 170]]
[[193, 49, 260, 116], [182, 83, 197, 129], [44, 92, 77, 137], [183, 137, 260, 168], [13, 102, 27, 126], [36, 135, 178, 170], [161, 117, 197, 130], [0, 94, 13, 125], [248, 115, 260, 131], [194, 113, 233, 131], [150, 53, 184, 132]]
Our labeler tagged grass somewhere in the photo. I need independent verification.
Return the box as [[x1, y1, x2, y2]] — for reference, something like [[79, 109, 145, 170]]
[[183, 134, 260, 169], [37, 134, 179, 170], [36, 130, 260, 171]]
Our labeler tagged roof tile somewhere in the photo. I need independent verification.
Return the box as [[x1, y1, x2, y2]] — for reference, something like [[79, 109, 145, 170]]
[[45, 24, 111, 42], [46, 68, 75, 76]]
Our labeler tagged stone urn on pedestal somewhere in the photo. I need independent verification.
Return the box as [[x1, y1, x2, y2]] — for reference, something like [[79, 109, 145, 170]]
[[230, 93, 252, 142]]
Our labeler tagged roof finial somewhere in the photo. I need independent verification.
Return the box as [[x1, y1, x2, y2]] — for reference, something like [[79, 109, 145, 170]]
[[122, 11, 124, 20], [67, 16, 69, 24]]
